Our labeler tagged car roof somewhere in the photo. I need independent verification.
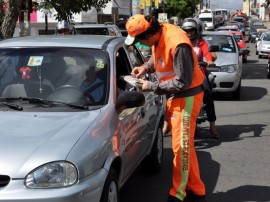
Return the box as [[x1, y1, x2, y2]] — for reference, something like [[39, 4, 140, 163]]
[[227, 31, 243, 35], [0, 35, 125, 49], [203, 31, 233, 36], [74, 23, 117, 28], [232, 16, 245, 19], [218, 25, 238, 29]]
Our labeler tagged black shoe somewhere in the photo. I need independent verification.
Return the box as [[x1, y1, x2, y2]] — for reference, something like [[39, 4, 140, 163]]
[[167, 195, 182, 202], [185, 190, 207, 202], [212, 133, 220, 140]]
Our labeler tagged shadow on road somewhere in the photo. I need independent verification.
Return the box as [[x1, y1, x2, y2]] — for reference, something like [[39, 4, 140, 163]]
[[242, 63, 268, 80], [120, 148, 173, 202], [196, 123, 267, 149], [120, 122, 267, 202], [208, 185, 270, 202], [213, 86, 268, 101]]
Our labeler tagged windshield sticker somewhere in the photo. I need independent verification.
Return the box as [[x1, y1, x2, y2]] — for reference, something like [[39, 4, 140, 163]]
[[28, 56, 44, 66], [96, 60, 105, 69]]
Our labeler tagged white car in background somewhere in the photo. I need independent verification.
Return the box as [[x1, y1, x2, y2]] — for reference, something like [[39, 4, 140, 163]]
[[202, 31, 243, 99], [256, 31, 270, 58]]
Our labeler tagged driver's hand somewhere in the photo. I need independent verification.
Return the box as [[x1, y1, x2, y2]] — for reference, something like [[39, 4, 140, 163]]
[[207, 61, 216, 67]]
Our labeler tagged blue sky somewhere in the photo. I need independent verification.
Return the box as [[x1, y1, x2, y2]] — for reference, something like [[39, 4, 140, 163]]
[[209, 0, 242, 12]]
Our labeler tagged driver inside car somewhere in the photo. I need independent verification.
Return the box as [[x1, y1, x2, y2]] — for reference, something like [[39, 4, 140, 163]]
[[80, 59, 104, 103]]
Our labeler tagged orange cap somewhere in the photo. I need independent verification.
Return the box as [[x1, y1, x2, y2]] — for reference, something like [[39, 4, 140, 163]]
[[125, 14, 151, 45]]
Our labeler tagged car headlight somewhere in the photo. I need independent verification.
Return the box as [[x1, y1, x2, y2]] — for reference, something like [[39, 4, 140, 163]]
[[220, 64, 238, 73], [25, 161, 78, 188]]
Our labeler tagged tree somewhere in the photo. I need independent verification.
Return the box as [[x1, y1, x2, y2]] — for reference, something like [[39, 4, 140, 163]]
[[0, 0, 112, 39], [0, 1, 5, 38], [165, 0, 200, 19], [1, 0, 22, 39], [36, 0, 112, 21]]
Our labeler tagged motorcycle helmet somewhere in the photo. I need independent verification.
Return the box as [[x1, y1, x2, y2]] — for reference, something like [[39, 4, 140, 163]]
[[193, 17, 204, 38], [181, 18, 198, 40]]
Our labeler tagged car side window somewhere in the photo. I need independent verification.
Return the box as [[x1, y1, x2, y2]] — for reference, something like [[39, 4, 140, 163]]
[[126, 44, 144, 68], [115, 47, 134, 93]]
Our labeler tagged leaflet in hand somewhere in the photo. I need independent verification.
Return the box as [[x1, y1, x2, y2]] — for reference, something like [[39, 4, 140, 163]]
[[120, 75, 143, 88]]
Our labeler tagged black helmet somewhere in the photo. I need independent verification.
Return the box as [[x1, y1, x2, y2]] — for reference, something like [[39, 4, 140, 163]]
[[193, 17, 204, 38], [181, 18, 198, 40]]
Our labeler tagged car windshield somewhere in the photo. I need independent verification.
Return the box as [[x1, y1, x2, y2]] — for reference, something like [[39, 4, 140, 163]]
[[199, 17, 212, 23], [202, 35, 236, 53], [262, 33, 270, 41], [75, 28, 109, 35], [0, 47, 109, 107]]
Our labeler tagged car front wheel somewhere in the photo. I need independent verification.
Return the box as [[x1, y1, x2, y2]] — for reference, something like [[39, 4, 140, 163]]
[[100, 169, 119, 202]]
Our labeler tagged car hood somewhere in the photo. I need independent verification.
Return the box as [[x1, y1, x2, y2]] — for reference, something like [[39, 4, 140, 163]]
[[214, 52, 239, 66], [261, 40, 270, 46], [0, 110, 100, 178]]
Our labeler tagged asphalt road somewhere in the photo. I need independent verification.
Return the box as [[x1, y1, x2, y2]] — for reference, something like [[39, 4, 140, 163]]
[[120, 40, 270, 202]]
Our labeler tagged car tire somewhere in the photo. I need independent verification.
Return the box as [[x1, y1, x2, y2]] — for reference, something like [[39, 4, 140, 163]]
[[258, 55, 262, 59], [242, 56, 247, 63], [267, 63, 270, 79], [100, 168, 119, 202], [142, 124, 163, 174], [232, 79, 241, 100], [256, 50, 258, 55]]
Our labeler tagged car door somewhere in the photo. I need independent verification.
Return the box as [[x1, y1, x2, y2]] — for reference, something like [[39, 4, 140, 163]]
[[125, 43, 162, 143], [115, 45, 162, 180]]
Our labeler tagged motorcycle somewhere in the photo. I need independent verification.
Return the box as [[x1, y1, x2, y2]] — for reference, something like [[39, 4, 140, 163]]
[[196, 61, 214, 125], [240, 48, 250, 63]]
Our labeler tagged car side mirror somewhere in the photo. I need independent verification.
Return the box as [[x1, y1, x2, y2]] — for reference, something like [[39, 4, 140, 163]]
[[115, 91, 145, 112]]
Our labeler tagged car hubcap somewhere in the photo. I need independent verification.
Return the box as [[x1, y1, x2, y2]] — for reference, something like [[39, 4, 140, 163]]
[[108, 181, 118, 202]]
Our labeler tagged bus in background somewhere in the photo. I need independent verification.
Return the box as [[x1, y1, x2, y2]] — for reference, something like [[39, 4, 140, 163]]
[[214, 9, 229, 21]]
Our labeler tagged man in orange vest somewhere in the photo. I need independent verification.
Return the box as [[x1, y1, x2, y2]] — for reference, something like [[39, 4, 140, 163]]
[[125, 14, 206, 202]]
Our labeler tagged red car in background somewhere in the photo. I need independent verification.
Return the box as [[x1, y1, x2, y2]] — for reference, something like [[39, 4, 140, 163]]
[[228, 31, 249, 63]]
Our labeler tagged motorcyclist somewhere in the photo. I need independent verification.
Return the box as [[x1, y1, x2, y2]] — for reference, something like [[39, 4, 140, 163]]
[[182, 17, 219, 139], [56, 20, 74, 35]]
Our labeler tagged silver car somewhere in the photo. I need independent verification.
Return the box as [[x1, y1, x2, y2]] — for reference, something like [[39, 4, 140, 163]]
[[202, 31, 242, 99], [257, 31, 270, 58], [0, 35, 164, 202], [74, 23, 122, 36]]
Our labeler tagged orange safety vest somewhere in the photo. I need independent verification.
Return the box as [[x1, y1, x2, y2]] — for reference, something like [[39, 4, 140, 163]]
[[152, 24, 204, 90]]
